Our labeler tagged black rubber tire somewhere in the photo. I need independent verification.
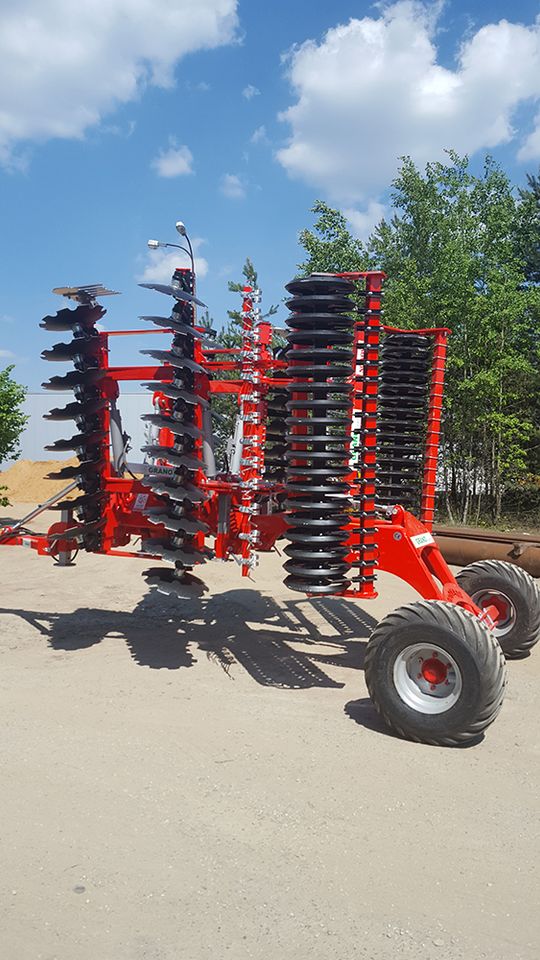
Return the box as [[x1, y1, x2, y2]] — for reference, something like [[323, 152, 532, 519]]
[[456, 560, 540, 659], [364, 600, 506, 746]]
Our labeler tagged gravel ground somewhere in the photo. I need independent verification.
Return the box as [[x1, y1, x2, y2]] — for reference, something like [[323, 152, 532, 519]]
[[0, 506, 539, 960]]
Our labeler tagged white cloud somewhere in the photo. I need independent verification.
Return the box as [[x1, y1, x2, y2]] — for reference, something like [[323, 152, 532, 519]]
[[277, 2, 540, 203], [186, 80, 211, 92], [220, 173, 246, 199], [242, 84, 260, 100], [138, 239, 209, 283], [102, 119, 137, 138], [151, 141, 194, 177], [251, 124, 269, 145], [518, 111, 540, 161], [0, 0, 238, 167], [344, 201, 387, 240], [0, 349, 15, 358], [217, 263, 234, 278]]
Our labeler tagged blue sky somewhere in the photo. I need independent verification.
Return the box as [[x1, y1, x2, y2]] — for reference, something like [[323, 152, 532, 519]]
[[1, 0, 540, 388]]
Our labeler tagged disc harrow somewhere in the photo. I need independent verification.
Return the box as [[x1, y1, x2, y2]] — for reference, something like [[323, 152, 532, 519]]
[[138, 268, 210, 597], [1, 228, 527, 747], [40, 293, 109, 550]]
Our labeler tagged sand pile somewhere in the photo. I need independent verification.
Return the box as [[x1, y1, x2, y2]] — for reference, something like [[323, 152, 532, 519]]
[[0, 459, 78, 503]]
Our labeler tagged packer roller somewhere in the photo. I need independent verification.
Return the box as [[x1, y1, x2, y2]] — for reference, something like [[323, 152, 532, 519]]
[[283, 274, 355, 595]]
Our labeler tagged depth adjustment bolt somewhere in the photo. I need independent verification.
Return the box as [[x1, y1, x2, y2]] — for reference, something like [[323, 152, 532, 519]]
[[239, 531, 260, 544], [240, 479, 263, 490]]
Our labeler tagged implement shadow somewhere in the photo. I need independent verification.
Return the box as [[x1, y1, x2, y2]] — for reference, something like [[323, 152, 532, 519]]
[[0, 589, 378, 691]]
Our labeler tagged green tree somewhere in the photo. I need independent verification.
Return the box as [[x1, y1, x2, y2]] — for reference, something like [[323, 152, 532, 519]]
[[516, 168, 540, 285], [515, 168, 540, 477], [298, 201, 368, 274], [298, 154, 540, 524], [0, 365, 28, 506], [369, 153, 540, 523], [227, 257, 279, 334], [206, 259, 280, 467]]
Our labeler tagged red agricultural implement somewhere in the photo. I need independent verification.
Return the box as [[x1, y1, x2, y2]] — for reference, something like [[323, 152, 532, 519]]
[[2, 230, 539, 745]]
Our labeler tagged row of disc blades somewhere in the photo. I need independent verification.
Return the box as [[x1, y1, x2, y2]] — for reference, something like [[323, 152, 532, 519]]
[[264, 387, 288, 482], [377, 333, 432, 513], [137, 274, 209, 598], [283, 275, 355, 595], [40, 298, 108, 550]]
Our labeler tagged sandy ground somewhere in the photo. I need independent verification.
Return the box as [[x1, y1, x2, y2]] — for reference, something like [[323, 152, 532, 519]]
[[0, 460, 78, 503], [0, 505, 539, 960]]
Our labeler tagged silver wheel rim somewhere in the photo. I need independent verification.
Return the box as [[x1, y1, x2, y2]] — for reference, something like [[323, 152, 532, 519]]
[[393, 643, 463, 715], [470, 589, 516, 638]]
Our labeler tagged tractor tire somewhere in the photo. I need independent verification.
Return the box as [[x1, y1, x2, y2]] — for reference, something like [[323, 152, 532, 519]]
[[456, 559, 540, 659], [364, 600, 506, 746]]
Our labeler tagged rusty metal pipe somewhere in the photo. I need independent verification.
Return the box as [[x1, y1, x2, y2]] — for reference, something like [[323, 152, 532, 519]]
[[434, 525, 540, 577]]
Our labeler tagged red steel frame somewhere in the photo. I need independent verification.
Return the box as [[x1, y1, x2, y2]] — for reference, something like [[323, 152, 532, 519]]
[[237, 287, 269, 574], [421, 328, 449, 530], [0, 274, 497, 627], [346, 270, 383, 599]]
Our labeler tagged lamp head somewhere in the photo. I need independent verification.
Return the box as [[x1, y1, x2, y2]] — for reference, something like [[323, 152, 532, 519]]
[[147, 239, 161, 249], [175, 220, 187, 237]]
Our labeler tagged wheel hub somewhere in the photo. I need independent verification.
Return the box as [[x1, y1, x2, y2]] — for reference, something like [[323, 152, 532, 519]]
[[420, 656, 448, 686], [470, 589, 516, 638], [393, 643, 463, 715]]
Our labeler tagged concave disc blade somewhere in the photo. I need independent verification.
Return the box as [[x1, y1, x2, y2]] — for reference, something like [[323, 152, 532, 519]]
[[285, 276, 354, 297], [44, 398, 107, 421], [40, 303, 104, 332], [139, 283, 206, 308]]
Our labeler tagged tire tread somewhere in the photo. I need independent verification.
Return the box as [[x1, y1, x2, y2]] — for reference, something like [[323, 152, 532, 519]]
[[364, 600, 507, 746], [456, 560, 540, 657]]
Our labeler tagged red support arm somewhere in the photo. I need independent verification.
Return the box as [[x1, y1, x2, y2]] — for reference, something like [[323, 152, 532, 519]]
[[420, 329, 449, 530]]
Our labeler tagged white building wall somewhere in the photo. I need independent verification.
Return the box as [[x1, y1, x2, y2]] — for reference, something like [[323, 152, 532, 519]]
[[8, 392, 153, 464]]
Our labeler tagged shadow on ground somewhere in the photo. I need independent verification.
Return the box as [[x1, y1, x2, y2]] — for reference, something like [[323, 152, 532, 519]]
[[0, 589, 378, 690]]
